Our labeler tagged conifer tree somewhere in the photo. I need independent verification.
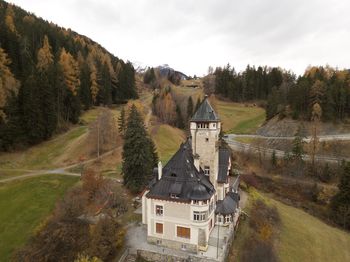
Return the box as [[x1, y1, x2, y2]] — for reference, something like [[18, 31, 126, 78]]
[[194, 97, 201, 112], [331, 162, 350, 229], [122, 105, 157, 192], [187, 96, 194, 120], [0, 47, 19, 120], [271, 150, 277, 167], [59, 48, 80, 95], [175, 104, 185, 129], [147, 137, 159, 169], [292, 127, 305, 161], [58, 48, 81, 122], [118, 107, 126, 137], [36, 35, 53, 72]]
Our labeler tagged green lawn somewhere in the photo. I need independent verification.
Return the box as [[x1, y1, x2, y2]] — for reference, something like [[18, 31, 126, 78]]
[[0, 175, 78, 261], [0, 126, 87, 170], [151, 124, 186, 164], [272, 198, 350, 262], [234, 190, 350, 262], [213, 98, 265, 134]]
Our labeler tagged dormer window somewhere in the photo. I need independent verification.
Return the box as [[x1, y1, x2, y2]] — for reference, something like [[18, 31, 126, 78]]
[[170, 193, 179, 199], [171, 173, 177, 177]]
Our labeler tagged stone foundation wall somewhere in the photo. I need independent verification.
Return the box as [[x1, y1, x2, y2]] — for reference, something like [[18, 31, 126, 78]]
[[137, 249, 218, 262], [147, 236, 197, 253]]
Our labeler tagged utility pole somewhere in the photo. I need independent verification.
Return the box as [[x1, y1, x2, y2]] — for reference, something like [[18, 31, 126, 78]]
[[97, 115, 100, 159], [216, 220, 220, 259]]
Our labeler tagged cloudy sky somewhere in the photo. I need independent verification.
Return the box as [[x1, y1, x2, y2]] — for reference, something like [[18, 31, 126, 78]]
[[8, 0, 350, 76]]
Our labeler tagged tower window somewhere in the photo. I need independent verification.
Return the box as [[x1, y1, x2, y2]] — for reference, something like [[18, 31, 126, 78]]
[[197, 123, 209, 129], [204, 166, 210, 175], [205, 138, 209, 142]]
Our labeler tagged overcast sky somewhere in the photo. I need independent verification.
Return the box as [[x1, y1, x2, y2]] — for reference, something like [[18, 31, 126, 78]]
[[8, 0, 350, 76]]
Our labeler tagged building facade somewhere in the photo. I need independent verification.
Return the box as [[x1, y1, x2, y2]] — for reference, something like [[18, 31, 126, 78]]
[[141, 97, 240, 253]]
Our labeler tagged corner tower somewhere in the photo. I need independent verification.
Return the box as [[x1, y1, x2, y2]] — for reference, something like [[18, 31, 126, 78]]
[[190, 96, 221, 185]]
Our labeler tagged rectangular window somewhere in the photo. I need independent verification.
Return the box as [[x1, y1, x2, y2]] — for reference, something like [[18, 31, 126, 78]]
[[177, 226, 190, 239], [155, 205, 163, 216], [193, 211, 208, 221], [204, 166, 210, 176], [156, 223, 163, 234], [225, 216, 231, 223]]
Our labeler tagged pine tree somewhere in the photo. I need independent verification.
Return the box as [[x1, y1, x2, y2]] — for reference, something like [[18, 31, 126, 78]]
[[292, 127, 305, 161], [118, 107, 126, 137], [187, 96, 194, 120], [147, 137, 159, 169], [194, 97, 201, 112], [122, 105, 157, 192], [309, 103, 322, 175], [175, 104, 185, 129], [36, 35, 57, 138], [331, 162, 350, 229], [271, 150, 277, 167]]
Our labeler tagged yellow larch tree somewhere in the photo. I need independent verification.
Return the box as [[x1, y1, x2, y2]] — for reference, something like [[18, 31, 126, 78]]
[[37, 35, 53, 71], [5, 5, 17, 34], [0, 48, 19, 120], [59, 48, 80, 95]]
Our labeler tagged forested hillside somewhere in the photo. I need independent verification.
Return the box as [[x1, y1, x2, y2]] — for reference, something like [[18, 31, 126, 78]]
[[0, 0, 137, 150], [212, 65, 350, 122]]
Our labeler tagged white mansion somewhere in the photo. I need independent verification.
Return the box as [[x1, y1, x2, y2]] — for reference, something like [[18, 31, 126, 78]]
[[141, 97, 240, 253]]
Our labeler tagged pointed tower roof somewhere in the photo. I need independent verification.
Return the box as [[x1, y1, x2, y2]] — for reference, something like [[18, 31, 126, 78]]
[[191, 96, 219, 122]]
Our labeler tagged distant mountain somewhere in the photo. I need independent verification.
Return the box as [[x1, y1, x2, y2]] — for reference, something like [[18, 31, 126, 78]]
[[157, 64, 188, 80], [133, 61, 188, 81]]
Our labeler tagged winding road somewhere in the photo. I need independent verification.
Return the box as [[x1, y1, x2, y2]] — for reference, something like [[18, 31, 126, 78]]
[[224, 134, 350, 163]]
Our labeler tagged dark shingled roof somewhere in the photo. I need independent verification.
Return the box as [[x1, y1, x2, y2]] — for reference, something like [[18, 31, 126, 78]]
[[217, 148, 230, 183], [191, 97, 219, 122], [146, 140, 215, 202], [215, 192, 239, 215]]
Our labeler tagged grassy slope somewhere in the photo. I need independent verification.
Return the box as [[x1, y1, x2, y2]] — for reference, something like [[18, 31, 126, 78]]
[[151, 124, 186, 164], [212, 98, 265, 134], [0, 175, 78, 261], [0, 107, 121, 172], [271, 198, 350, 262], [232, 191, 350, 262]]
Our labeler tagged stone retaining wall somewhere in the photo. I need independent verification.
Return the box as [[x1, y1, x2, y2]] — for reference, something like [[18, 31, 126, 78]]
[[137, 249, 218, 262], [147, 236, 197, 253]]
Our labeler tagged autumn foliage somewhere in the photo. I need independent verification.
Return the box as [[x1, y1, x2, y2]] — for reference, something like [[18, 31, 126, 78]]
[[13, 170, 127, 262]]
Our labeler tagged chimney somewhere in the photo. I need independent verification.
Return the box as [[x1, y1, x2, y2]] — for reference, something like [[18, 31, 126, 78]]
[[158, 161, 163, 180]]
